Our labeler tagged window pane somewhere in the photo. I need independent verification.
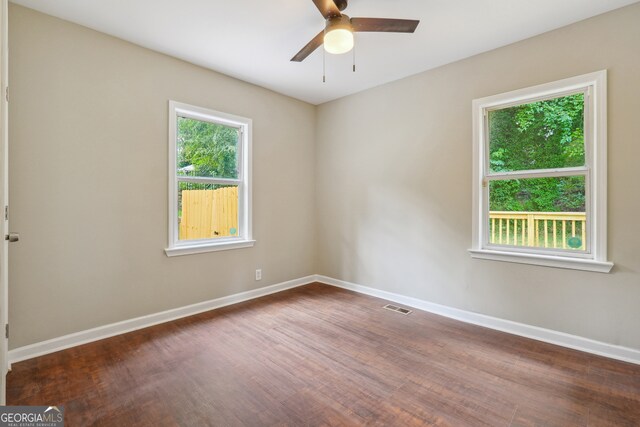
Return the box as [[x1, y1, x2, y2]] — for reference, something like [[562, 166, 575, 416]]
[[178, 183, 239, 241], [488, 93, 585, 173], [177, 116, 239, 179], [488, 176, 586, 250]]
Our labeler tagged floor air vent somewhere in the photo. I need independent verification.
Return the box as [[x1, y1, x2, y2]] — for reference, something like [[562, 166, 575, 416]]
[[383, 304, 412, 315]]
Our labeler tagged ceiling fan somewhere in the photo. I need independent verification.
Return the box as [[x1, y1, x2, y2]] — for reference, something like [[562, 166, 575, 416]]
[[291, 0, 420, 62]]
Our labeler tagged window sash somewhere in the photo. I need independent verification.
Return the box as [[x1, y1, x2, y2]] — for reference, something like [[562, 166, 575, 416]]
[[175, 181, 243, 244], [176, 116, 243, 181], [483, 89, 589, 177], [477, 80, 597, 259], [470, 70, 610, 272], [482, 102, 593, 255], [167, 101, 252, 253], [482, 170, 592, 256]]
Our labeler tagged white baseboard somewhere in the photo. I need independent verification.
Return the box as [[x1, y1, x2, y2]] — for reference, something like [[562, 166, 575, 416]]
[[316, 275, 640, 365], [8, 275, 316, 364], [10, 274, 640, 366]]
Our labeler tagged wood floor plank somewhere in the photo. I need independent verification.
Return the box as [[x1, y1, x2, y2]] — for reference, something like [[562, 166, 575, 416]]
[[7, 283, 640, 426]]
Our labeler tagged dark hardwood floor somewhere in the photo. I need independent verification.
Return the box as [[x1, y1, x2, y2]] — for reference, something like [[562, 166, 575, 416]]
[[7, 282, 640, 426]]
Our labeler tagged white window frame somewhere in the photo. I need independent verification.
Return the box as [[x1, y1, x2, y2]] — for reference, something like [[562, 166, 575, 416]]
[[469, 70, 612, 273], [165, 101, 254, 257]]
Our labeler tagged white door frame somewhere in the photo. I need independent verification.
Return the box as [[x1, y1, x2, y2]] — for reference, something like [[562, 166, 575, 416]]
[[0, 0, 9, 406]]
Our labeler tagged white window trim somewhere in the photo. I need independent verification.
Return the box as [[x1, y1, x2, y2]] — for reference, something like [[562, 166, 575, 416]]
[[469, 70, 612, 273], [165, 101, 254, 257]]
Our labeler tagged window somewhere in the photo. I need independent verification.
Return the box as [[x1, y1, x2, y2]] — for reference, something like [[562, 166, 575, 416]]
[[165, 101, 253, 256], [470, 71, 612, 272]]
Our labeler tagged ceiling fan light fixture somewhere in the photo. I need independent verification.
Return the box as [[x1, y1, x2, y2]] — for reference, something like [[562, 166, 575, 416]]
[[324, 15, 353, 55], [290, 1, 419, 63]]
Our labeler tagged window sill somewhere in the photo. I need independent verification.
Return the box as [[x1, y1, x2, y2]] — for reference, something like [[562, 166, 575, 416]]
[[165, 240, 255, 257], [468, 249, 613, 273]]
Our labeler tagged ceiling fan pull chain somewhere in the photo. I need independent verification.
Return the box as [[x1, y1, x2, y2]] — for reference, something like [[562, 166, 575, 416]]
[[323, 48, 326, 83], [352, 35, 356, 72]]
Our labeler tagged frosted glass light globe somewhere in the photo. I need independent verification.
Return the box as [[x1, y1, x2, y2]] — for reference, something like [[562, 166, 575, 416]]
[[324, 28, 354, 54]]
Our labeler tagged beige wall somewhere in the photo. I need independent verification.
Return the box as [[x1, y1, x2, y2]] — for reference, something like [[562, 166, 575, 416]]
[[8, 5, 316, 348], [9, 3, 640, 352], [316, 4, 640, 350]]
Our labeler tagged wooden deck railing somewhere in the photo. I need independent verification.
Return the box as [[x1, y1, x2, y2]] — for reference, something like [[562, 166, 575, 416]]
[[489, 211, 586, 250]]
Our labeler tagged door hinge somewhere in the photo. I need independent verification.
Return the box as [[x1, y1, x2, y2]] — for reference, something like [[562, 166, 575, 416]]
[[5, 324, 8, 339], [4, 205, 7, 221]]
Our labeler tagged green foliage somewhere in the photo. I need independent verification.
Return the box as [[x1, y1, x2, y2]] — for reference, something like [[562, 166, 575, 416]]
[[490, 176, 585, 212], [488, 93, 586, 212], [177, 117, 238, 179]]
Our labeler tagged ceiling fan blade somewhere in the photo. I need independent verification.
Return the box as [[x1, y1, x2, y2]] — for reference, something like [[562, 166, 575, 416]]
[[350, 18, 420, 33], [291, 30, 325, 62], [312, 0, 341, 19]]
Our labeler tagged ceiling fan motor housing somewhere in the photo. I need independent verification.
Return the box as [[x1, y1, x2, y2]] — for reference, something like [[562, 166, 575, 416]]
[[325, 14, 352, 34]]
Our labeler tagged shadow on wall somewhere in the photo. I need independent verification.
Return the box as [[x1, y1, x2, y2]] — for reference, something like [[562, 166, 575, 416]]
[[335, 182, 468, 302]]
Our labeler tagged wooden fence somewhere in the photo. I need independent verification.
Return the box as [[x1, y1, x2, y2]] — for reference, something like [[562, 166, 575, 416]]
[[489, 211, 586, 250], [179, 187, 238, 240]]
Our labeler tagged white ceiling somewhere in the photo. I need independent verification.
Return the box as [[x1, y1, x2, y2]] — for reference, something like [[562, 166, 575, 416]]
[[11, 0, 639, 105]]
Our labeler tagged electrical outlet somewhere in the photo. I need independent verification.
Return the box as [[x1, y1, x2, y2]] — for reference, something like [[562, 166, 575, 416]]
[[255, 269, 262, 281]]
